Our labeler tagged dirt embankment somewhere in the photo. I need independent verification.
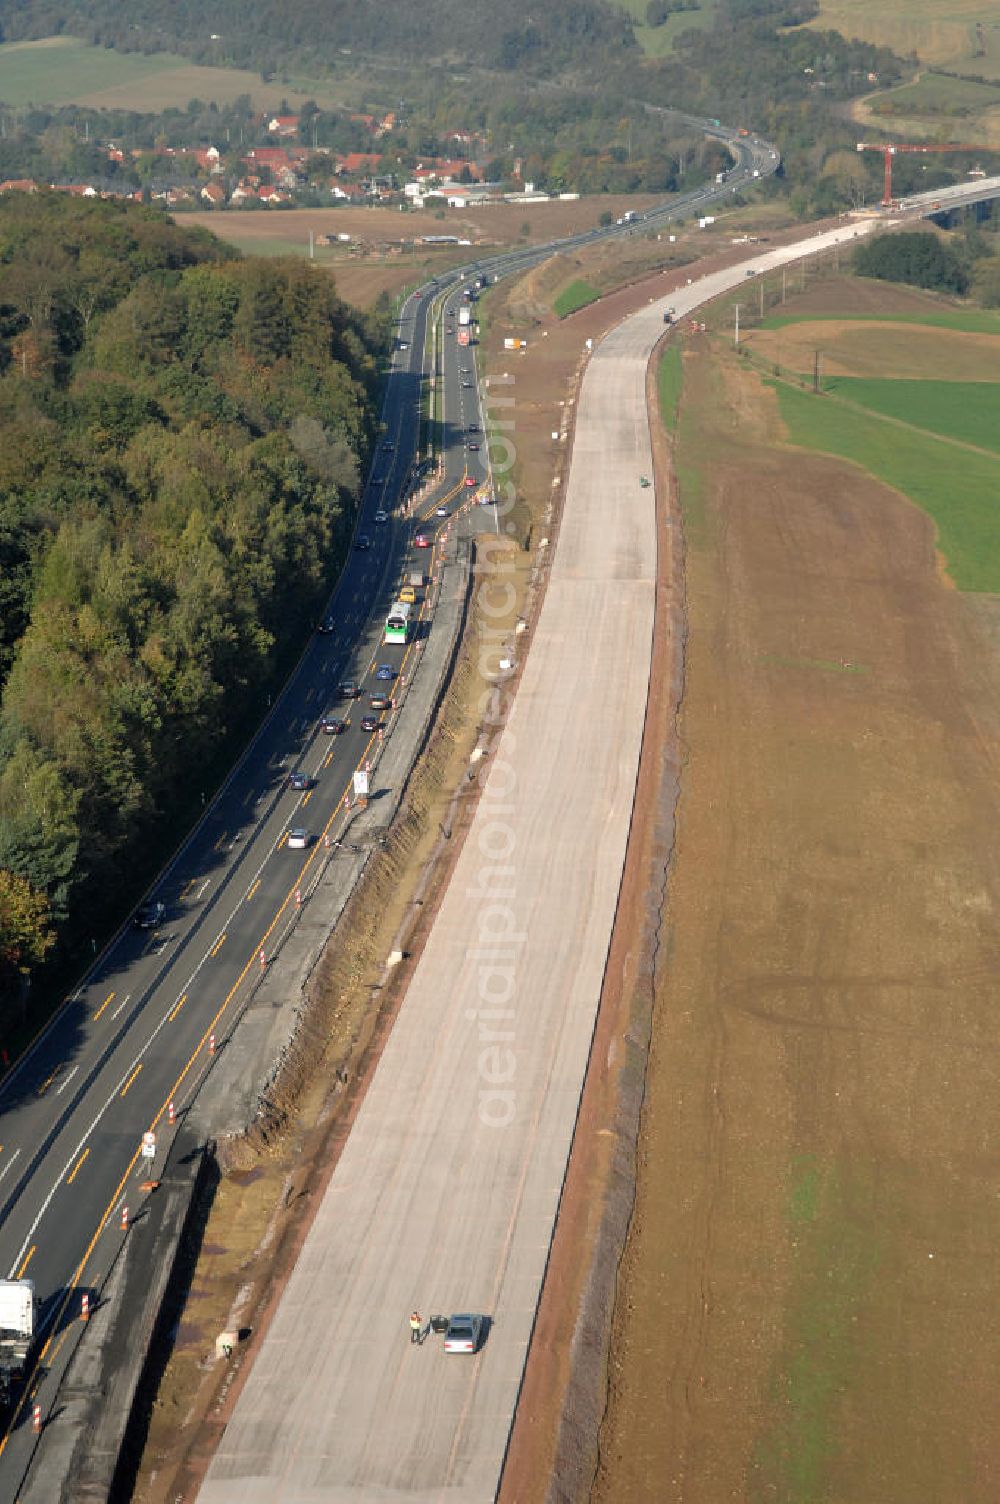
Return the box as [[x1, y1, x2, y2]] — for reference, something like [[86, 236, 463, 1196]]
[[591, 322, 1000, 1504]]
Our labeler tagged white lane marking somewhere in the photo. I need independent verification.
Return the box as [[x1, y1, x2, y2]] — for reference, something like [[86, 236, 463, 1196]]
[[54, 1067, 79, 1098], [0, 1148, 21, 1187], [111, 993, 131, 1022], [197, 879, 211, 899]]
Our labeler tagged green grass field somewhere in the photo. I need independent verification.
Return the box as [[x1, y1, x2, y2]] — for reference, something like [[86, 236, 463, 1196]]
[[868, 70, 1000, 120], [762, 310, 1000, 336], [658, 341, 683, 433], [0, 36, 342, 111], [553, 278, 601, 318], [806, 0, 993, 70], [821, 376, 1000, 455], [773, 379, 1000, 591], [618, 0, 720, 58]]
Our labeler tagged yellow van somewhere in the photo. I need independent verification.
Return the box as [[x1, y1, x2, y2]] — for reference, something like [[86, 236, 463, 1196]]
[[398, 585, 417, 605]]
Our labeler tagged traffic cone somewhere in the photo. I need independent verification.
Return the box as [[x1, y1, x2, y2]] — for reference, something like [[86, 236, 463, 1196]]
[[32, 1404, 41, 1434], [209, 1032, 216, 1055], [260, 948, 267, 971], [121, 1204, 128, 1230], [81, 1292, 89, 1322], [168, 1100, 175, 1125], [295, 888, 302, 907]]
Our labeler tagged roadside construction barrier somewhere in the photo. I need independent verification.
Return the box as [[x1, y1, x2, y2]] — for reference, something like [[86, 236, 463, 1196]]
[[81, 1292, 89, 1322], [121, 1205, 128, 1230], [168, 1100, 175, 1125], [259, 949, 267, 971], [32, 1404, 41, 1434], [209, 1032, 216, 1055], [295, 888, 302, 907]]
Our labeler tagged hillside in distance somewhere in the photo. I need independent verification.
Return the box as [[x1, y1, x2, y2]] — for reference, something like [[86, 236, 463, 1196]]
[[0, 0, 638, 78]]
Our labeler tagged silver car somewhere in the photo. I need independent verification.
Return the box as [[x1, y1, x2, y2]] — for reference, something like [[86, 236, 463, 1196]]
[[443, 1313, 483, 1354]]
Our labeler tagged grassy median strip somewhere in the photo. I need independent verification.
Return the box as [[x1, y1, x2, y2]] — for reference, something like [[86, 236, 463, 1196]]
[[554, 278, 601, 318], [773, 379, 1000, 591], [658, 343, 683, 434]]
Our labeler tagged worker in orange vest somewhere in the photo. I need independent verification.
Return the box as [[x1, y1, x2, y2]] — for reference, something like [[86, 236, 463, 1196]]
[[409, 1311, 422, 1344]]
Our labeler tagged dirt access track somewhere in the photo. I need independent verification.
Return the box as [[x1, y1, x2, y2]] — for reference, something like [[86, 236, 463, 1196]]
[[591, 298, 1000, 1502]]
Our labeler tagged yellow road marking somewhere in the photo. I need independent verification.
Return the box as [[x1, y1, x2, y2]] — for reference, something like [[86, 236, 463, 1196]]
[[67, 1148, 90, 1185], [209, 933, 227, 958], [180, 876, 198, 901], [120, 1065, 142, 1098], [36, 1068, 59, 1097], [246, 878, 261, 901], [16, 1246, 35, 1278], [302, 789, 313, 807], [212, 831, 228, 853], [92, 991, 115, 1022], [168, 994, 187, 1022]]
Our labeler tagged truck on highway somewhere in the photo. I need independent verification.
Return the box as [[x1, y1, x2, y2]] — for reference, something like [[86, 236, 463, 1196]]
[[457, 305, 471, 327], [0, 1281, 36, 1409]]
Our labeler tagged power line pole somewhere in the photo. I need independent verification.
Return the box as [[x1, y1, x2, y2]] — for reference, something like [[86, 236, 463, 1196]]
[[759, 278, 765, 318], [734, 303, 740, 346], [813, 349, 821, 393]]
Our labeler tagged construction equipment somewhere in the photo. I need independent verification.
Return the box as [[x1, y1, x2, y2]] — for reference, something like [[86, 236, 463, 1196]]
[[856, 141, 981, 207]]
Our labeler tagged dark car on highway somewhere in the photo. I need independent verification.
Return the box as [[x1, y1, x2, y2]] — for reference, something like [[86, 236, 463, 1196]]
[[360, 715, 382, 734], [338, 681, 360, 699], [134, 900, 166, 930], [288, 770, 311, 791], [317, 615, 336, 635], [354, 534, 372, 550], [320, 714, 347, 734], [375, 664, 395, 681], [370, 693, 391, 711]]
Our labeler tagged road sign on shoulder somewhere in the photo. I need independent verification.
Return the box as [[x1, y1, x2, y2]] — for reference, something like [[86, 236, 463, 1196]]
[[353, 769, 369, 800], [141, 1131, 156, 1161]]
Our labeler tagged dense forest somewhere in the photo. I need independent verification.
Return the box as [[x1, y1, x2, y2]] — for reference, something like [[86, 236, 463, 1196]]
[[0, 0, 637, 79], [0, 193, 384, 1022], [0, 0, 941, 214]]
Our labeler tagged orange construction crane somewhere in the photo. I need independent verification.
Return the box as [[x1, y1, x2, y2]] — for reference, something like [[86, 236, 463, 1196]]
[[857, 141, 981, 206]]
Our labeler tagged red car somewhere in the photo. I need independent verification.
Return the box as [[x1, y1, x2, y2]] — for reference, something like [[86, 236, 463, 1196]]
[[464, 476, 477, 488], [414, 533, 432, 548]]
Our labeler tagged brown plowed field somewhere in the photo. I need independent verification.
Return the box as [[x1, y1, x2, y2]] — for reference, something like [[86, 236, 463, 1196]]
[[593, 337, 1000, 1503]]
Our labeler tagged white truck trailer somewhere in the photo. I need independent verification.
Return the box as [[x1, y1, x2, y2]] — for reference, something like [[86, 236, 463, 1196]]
[[0, 1280, 36, 1407]]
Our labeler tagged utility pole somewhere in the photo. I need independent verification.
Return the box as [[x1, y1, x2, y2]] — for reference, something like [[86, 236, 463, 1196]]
[[759, 278, 765, 318], [782, 267, 786, 303], [734, 303, 740, 346], [309, 228, 314, 259], [813, 349, 821, 393]]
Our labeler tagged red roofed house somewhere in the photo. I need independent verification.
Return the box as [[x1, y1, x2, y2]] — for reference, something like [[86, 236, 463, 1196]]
[[0, 179, 38, 193], [259, 184, 293, 205], [334, 152, 383, 176], [331, 180, 367, 201], [268, 115, 299, 137], [200, 181, 227, 207], [244, 147, 292, 172], [434, 158, 482, 181]]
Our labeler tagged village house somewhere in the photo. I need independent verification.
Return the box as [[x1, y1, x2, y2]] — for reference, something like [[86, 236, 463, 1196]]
[[268, 115, 299, 137], [199, 181, 227, 207]]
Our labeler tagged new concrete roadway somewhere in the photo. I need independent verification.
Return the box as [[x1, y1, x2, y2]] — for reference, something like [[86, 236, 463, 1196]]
[[0, 109, 783, 1502], [197, 219, 884, 1504]]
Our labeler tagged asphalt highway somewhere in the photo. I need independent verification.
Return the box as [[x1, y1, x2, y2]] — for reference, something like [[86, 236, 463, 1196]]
[[0, 110, 781, 1499], [0, 278, 491, 1494]]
